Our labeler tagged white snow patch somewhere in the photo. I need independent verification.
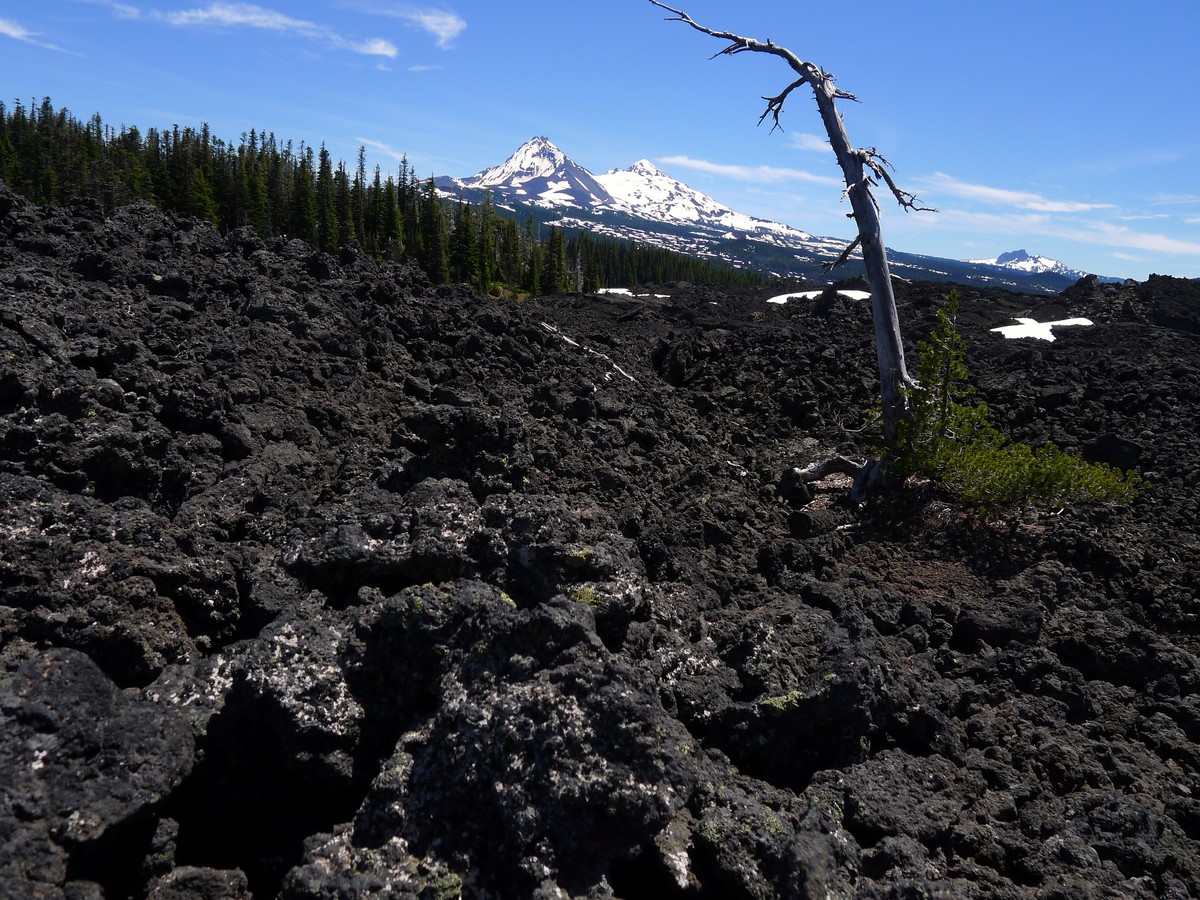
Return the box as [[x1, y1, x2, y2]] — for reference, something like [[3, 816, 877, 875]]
[[597, 288, 670, 299], [541, 322, 636, 382], [990, 317, 1093, 341], [767, 289, 871, 305]]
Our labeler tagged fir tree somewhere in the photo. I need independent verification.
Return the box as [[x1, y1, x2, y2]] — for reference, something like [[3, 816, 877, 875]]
[[420, 176, 449, 283], [477, 190, 495, 293], [451, 200, 478, 283], [292, 144, 318, 243], [316, 144, 337, 253]]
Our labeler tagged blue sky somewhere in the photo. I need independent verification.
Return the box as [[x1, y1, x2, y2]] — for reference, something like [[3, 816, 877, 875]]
[[3, 0, 1200, 280]]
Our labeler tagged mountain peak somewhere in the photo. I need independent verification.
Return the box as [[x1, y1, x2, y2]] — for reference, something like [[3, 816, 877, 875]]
[[521, 135, 560, 156], [453, 136, 613, 209], [626, 159, 664, 178], [969, 249, 1085, 279]]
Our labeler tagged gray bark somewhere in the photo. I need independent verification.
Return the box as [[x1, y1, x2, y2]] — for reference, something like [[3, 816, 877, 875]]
[[649, 1, 933, 450]]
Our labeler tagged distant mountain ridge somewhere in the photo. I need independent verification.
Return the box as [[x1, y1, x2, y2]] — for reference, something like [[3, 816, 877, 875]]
[[968, 249, 1091, 281], [436, 137, 1112, 292]]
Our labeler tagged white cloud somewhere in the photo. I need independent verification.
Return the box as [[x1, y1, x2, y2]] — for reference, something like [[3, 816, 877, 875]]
[[402, 9, 465, 49], [1153, 193, 1200, 206], [0, 16, 69, 51], [160, 3, 322, 34], [357, 137, 408, 162], [76, 0, 142, 16], [342, 36, 398, 57], [919, 173, 1114, 213], [789, 133, 829, 153], [657, 155, 842, 187], [929, 207, 1200, 258], [362, 5, 466, 49], [1188, 218, 1200, 226], [0, 17, 35, 40], [1072, 221, 1200, 256], [155, 3, 395, 57]]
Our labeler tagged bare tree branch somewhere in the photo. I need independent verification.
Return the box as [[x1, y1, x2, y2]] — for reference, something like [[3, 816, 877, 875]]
[[822, 235, 863, 272], [854, 148, 937, 213], [758, 78, 807, 132]]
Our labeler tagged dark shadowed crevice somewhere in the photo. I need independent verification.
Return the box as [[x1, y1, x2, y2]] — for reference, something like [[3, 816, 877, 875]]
[[64, 814, 160, 899], [607, 843, 702, 899], [163, 697, 370, 897]]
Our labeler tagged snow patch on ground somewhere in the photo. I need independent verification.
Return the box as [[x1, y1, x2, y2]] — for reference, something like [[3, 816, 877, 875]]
[[597, 288, 671, 298], [990, 317, 1093, 341], [767, 289, 871, 305]]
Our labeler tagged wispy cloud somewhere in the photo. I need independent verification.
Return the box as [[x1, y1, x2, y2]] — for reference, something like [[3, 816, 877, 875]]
[[357, 137, 408, 162], [408, 64, 441, 72], [932, 208, 1200, 258], [658, 155, 842, 187], [1152, 193, 1200, 206], [919, 173, 1114, 213], [362, 4, 466, 50], [149, 3, 397, 57], [350, 36, 400, 57], [1072, 146, 1187, 177], [1115, 214, 1170, 222], [1188, 218, 1200, 226], [789, 133, 829, 153], [1077, 221, 1200, 256], [78, 0, 143, 19], [0, 16, 70, 52]]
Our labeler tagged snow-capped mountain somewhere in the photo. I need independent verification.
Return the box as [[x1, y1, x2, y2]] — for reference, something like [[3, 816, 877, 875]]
[[438, 137, 817, 244], [595, 158, 815, 242], [436, 138, 1101, 292], [446, 135, 615, 209], [968, 249, 1086, 280]]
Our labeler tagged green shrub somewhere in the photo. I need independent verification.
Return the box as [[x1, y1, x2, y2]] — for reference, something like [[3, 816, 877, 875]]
[[890, 291, 1141, 509]]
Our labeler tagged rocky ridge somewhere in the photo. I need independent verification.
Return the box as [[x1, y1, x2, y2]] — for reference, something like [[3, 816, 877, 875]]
[[2, 181, 1199, 898]]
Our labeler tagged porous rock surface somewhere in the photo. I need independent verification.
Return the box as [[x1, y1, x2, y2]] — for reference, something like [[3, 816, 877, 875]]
[[2, 181, 1199, 898]]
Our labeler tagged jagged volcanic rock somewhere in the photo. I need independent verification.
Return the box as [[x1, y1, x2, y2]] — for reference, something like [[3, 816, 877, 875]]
[[2, 180, 1200, 898]]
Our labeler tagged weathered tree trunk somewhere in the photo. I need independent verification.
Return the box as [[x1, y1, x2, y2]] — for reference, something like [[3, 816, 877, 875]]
[[649, 1, 933, 461]]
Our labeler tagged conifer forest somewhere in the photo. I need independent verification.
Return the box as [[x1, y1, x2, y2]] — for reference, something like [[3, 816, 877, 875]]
[[0, 98, 770, 295]]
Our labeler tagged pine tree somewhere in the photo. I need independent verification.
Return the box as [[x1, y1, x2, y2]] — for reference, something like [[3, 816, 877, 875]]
[[499, 217, 522, 287], [400, 157, 422, 263], [380, 175, 402, 259], [292, 144, 318, 243], [316, 144, 337, 253], [334, 159, 352, 248], [541, 226, 569, 294], [351, 145, 367, 248], [420, 176, 449, 283], [266, 134, 290, 237], [451, 200, 477, 283], [242, 129, 269, 234], [477, 190, 495, 293]]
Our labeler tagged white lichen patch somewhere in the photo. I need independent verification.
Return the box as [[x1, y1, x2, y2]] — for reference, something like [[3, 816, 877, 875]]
[[260, 621, 364, 738]]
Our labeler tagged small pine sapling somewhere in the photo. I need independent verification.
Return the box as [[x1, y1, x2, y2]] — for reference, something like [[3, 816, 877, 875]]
[[891, 291, 1142, 510]]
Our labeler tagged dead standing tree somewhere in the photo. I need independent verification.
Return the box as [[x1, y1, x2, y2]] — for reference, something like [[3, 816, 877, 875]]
[[649, 1, 934, 490]]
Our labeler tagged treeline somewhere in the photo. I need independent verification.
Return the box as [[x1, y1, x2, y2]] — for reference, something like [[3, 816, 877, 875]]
[[0, 98, 772, 295]]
